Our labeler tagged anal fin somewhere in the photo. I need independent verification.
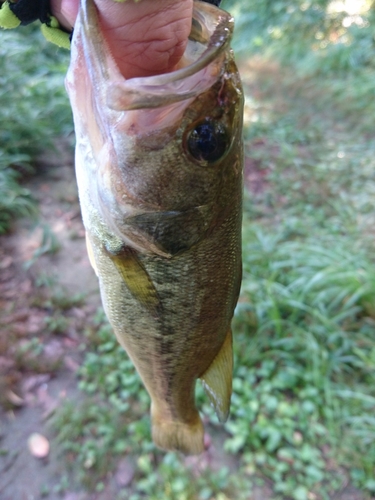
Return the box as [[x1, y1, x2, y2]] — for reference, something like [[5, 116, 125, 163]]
[[200, 328, 233, 422]]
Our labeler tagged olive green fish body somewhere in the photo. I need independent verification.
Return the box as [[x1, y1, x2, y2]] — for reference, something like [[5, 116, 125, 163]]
[[66, 0, 243, 454]]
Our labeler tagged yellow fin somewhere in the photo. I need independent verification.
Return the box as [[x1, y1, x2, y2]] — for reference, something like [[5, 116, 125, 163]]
[[151, 403, 204, 455], [85, 233, 98, 276], [106, 246, 161, 317], [200, 329, 233, 423]]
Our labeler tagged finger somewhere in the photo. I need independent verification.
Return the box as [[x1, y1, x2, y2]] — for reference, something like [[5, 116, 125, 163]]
[[50, 0, 78, 30]]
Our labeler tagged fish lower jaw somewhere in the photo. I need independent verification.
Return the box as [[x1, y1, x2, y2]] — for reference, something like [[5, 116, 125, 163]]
[[151, 404, 204, 455]]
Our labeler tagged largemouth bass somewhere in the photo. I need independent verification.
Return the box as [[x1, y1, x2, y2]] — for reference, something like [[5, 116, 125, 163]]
[[65, 0, 243, 455]]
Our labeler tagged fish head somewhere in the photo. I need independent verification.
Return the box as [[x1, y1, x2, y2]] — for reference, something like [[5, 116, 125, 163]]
[[66, 0, 243, 257]]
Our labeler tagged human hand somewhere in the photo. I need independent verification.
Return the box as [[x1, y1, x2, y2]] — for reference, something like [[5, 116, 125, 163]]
[[50, 0, 193, 79]]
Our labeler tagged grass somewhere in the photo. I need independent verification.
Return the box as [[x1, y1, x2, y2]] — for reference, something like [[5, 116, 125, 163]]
[[232, 229, 375, 497], [0, 155, 36, 233], [0, 26, 71, 233]]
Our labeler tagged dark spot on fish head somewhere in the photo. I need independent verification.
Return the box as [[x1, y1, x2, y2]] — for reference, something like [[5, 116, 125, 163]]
[[185, 119, 230, 164]]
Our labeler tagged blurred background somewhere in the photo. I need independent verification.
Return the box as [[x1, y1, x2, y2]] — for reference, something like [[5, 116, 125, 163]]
[[1, 1, 375, 499]]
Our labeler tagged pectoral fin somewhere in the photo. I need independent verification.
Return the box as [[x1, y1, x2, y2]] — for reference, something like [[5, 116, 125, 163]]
[[106, 246, 161, 317], [200, 328, 233, 422]]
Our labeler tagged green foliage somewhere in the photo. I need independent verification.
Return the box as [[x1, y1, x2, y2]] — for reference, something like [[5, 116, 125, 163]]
[[222, 0, 375, 75], [0, 26, 71, 233], [230, 55, 375, 496], [230, 227, 375, 497], [0, 155, 36, 233], [0, 26, 71, 156]]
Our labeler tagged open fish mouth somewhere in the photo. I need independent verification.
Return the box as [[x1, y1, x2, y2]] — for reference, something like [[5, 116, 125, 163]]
[[74, 0, 235, 111]]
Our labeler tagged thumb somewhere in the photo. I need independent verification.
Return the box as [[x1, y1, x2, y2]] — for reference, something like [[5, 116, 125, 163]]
[[51, 0, 193, 79]]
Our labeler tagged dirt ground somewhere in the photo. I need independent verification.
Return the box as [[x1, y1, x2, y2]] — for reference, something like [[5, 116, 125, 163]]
[[0, 142, 102, 500]]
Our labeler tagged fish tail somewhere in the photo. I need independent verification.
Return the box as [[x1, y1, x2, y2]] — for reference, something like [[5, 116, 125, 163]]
[[151, 403, 204, 455]]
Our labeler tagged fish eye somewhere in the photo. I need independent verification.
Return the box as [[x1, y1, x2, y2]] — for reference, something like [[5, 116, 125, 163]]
[[187, 119, 230, 163]]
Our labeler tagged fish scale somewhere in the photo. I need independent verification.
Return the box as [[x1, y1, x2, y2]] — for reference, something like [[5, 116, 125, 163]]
[[66, 0, 243, 454]]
